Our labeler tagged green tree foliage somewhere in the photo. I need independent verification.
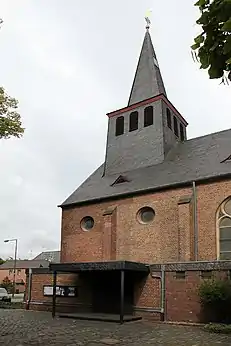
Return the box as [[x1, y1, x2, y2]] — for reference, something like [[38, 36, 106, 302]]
[[1, 276, 13, 292], [0, 258, 5, 265], [199, 278, 231, 323], [0, 87, 24, 139], [192, 0, 231, 82], [0, 19, 24, 139]]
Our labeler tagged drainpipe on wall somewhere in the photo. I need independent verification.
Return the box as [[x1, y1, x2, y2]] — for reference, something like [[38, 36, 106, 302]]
[[192, 181, 198, 261], [160, 265, 166, 320], [26, 268, 32, 310], [151, 264, 166, 321]]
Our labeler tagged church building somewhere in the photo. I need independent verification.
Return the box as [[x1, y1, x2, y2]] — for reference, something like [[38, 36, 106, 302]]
[[25, 24, 231, 323]]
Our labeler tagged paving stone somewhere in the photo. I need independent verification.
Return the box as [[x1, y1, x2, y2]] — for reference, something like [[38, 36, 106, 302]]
[[0, 309, 231, 346], [100, 338, 120, 345]]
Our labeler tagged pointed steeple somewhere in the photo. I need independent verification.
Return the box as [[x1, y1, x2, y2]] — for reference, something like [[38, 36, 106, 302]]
[[128, 28, 167, 106]]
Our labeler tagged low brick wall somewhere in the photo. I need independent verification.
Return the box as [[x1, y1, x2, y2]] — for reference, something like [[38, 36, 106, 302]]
[[26, 261, 231, 323], [134, 274, 161, 311], [27, 302, 92, 313], [150, 260, 231, 323], [134, 309, 162, 321], [26, 269, 162, 316], [0, 302, 24, 310], [25, 268, 92, 313], [165, 270, 201, 322]]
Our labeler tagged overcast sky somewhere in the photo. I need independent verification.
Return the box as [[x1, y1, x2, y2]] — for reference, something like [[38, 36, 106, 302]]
[[0, 1, 230, 259]]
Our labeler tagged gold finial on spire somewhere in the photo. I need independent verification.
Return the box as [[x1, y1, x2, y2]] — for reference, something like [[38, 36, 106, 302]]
[[145, 9, 152, 30]]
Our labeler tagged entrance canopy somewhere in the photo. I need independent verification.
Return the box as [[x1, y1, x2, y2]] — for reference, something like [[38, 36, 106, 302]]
[[49, 260, 149, 273], [50, 261, 149, 324]]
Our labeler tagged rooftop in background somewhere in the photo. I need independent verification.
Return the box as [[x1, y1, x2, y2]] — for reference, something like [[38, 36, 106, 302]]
[[0, 259, 50, 269], [33, 250, 60, 263], [0, 251, 60, 270]]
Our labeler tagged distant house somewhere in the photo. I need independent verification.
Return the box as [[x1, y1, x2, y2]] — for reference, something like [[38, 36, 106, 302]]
[[33, 250, 60, 263], [0, 251, 60, 293]]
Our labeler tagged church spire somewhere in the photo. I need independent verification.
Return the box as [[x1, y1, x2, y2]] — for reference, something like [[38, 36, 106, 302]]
[[128, 25, 167, 106]]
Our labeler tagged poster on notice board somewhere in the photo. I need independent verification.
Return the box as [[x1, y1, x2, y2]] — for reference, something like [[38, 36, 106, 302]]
[[43, 285, 78, 297]]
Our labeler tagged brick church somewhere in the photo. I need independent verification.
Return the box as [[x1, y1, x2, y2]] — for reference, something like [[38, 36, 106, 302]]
[[26, 25, 231, 323]]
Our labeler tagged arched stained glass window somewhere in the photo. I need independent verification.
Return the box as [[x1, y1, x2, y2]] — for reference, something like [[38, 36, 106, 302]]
[[217, 198, 231, 260]]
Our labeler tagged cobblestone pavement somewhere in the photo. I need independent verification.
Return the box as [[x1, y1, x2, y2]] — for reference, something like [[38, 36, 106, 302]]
[[1, 310, 231, 346]]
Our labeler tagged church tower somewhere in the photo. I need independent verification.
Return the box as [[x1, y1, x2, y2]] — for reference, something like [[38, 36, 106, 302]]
[[104, 26, 188, 176]]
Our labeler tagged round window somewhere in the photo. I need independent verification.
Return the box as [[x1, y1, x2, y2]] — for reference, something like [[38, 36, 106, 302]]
[[80, 216, 94, 231], [137, 207, 155, 224]]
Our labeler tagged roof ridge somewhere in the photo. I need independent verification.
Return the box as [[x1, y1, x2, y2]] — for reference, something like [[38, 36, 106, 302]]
[[185, 127, 231, 143], [60, 164, 104, 207], [39, 250, 60, 254]]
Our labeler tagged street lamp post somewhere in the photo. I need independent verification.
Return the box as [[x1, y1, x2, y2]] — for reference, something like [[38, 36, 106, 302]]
[[4, 238, 18, 298]]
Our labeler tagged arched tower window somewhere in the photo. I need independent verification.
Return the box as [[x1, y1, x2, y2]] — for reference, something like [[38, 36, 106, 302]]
[[129, 111, 138, 132], [115, 116, 124, 136], [180, 123, 185, 141], [166, 108, 172, 129], [173, 116, 179, 137], [217, 198, 231, 260], [144, 106, 153, 127]]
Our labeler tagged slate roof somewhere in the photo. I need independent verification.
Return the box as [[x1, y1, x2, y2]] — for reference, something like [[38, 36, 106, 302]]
[[0, 260, 50, 269], [60, 29, 231, 208], [33, 250, 60, 263], [0, 252, 60, 270], [61, 129, 231, 208], [128, 29, 166, 106]]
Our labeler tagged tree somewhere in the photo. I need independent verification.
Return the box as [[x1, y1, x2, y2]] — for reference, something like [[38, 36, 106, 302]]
[[0, 87, 24, 139], [1, 276, 13, 293], [0, 258, 5, 265], [198, 278, 231, 323], [0, 19, 24, 139], [192, 0, 231, 82]]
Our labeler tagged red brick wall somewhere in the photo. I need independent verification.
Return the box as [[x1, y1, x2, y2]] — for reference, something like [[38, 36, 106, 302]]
[[30, 178, 231, 320], [178, 201, 194, 261], [165, 271, 201, 322], [61, 203, 116, 262], [166, 269, 231, 322], [61, 179, 231, 265], [29, 273, 92, 312], [31, 273, 78, 302], [115, 189, 192, 263], [28, 271, 161, 316], [102, 209, 117, 260], [135, 274, 161, 309], [27, 267, 231, 323], [197, 181, 231, 260], [111, 209, 117, 260], [0, 269, 26, 293], [61, 188, 193, 264]]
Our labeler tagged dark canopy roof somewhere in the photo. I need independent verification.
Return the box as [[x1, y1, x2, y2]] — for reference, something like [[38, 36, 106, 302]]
[[50, 261, 149, 273]]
